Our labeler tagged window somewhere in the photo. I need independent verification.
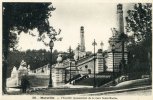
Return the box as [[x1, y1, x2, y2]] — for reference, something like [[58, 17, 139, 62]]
[[85, 65, 88, 68], [88, 69, 91, 74]]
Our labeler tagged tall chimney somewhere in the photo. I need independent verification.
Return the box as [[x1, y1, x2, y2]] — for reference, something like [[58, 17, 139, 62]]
[[80, 26, 85, 52], [117, 4, 124, 34]]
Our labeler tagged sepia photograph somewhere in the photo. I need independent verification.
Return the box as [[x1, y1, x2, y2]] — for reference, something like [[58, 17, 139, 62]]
[[1, 0, 152, 98]]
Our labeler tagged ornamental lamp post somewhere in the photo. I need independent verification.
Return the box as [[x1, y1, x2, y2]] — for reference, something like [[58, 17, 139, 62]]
[[48, 40, 54, 87], [92, 39, 97, 88], [112, 44, 115, 85], [100, 41, 106, 72], [100, 41, 104, 51], [45, 20, 62, 88], [120, 33, 127, 75], [68, 46, 72, 84], [77, 44, 80, 61]]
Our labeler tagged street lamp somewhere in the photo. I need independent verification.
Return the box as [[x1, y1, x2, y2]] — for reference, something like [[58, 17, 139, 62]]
[[100, 41, 104, 51], [45, 20, 62, 88], [92, 39, 97, 88], [77, 44, 80, 60], [48, 40, 54, 87], [120, 33, 127, 75], [100, 42, 106, 72], [68, 46, 72, 84], [112, 44, 115, 85]]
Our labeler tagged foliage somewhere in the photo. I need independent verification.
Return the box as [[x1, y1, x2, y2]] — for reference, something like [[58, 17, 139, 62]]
[[125, 3, 152, 74], [3, 3, 55, 34], [2, 3, 55, 93], [7, 49, 75, 78], [126, 3, 152, 48]]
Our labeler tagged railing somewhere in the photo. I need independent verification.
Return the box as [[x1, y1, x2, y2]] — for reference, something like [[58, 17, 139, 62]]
[[73, 75, 89, 84], [65, 74, 81, 84]]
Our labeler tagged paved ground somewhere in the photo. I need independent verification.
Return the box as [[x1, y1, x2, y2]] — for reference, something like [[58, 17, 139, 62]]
[[6, 78, 151, 95], [81, 88, 152, 96], [106, 89, 152, 96], [6, 85, 151, 95]]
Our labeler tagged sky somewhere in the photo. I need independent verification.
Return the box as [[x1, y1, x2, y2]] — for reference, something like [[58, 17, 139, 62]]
[[17, 1, 133, 53]]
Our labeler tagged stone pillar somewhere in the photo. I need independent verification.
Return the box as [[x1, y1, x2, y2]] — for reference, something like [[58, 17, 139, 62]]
[[96, 49, 104, 73]]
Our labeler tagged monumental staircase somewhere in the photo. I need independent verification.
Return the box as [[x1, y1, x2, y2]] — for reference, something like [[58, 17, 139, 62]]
[[67, 72, 121, 87]]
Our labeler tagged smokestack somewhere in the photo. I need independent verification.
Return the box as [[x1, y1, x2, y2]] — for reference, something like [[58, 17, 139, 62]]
[[117, 4, 124, 34], [80, 26, 85, 52]]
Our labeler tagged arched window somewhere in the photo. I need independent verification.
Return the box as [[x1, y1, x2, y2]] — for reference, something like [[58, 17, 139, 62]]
[[88, 69, 91, 74]]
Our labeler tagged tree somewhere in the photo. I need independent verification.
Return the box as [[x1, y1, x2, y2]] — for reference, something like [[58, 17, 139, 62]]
[[126, 3, 152, 78], [2, 3, 55, 93], [126, 3, 152, 47], [7, 49, 60, 78]]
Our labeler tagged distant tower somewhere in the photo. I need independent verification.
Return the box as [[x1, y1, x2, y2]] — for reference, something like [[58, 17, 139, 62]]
[[74, 26, 86, 60], [117, 4, 124, 34], [80, 26, 85, 52]]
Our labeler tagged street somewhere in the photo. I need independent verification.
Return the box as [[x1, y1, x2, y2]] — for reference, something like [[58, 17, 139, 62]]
[[7, 85, 152, 95], [81, 87, 152, 96], [105, 89, 152, 96]]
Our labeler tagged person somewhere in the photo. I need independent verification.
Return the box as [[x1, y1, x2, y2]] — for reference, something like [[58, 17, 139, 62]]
[[21, 75, 30, 93]]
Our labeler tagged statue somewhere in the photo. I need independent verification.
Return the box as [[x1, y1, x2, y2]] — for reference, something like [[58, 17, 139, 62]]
[[57, 54, 62, 63], [18, 60, 28, 85], [11, 66, 18, 78]]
